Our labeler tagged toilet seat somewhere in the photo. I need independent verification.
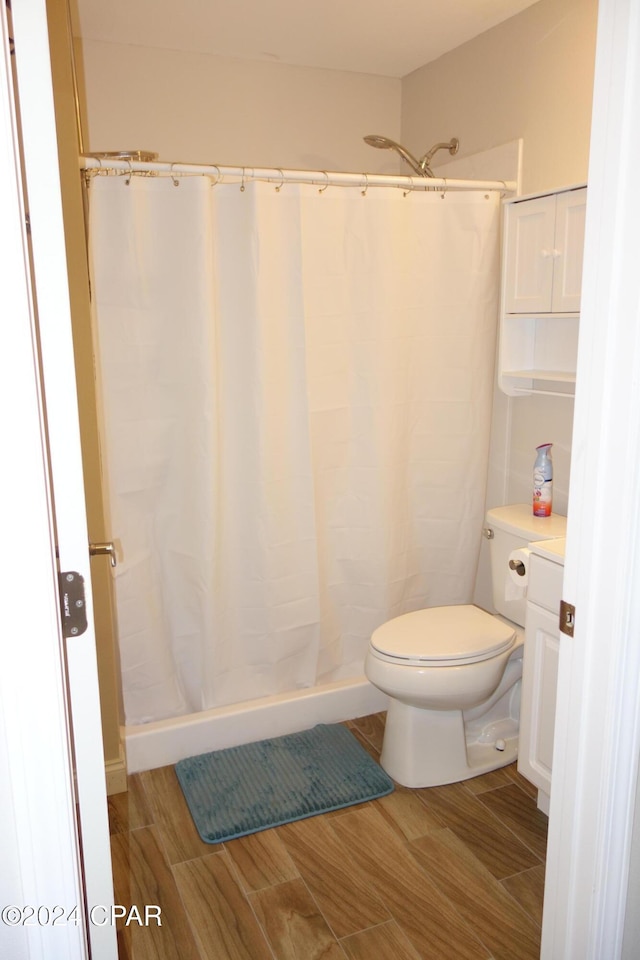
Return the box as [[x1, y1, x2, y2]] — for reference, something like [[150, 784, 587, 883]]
[[370, 604, 516, 667]]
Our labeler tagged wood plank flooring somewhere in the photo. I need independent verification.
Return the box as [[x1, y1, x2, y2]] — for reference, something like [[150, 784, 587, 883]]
[[108, 713, 547, 960]]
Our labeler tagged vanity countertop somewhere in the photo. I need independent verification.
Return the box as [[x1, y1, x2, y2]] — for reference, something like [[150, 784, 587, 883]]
[[528, 536, 566, 564]]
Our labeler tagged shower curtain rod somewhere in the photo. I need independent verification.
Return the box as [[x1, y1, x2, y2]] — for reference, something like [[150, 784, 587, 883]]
[[79, 155, 516, 193]]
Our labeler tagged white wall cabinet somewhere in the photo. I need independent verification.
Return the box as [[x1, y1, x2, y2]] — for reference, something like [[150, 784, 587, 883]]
[[499, 185, 587, 396], [518, 549, 565, 812]]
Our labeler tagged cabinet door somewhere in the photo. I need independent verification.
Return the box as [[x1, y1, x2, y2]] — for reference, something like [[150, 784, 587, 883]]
[[518, 602, 560, 796], [504, 194, 556, 313], [551, 187, 587, 312]]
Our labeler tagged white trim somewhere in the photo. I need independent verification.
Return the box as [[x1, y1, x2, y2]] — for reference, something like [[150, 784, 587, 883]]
[[9, 2, 117, 957], [542, 0, 640, 955], [104, 749, 128, 796], [0, 5, 87, 957], [503, 181, 588, 205]]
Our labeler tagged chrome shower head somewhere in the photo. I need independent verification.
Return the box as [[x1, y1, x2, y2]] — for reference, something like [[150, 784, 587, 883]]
[[363, 135, 396, 150], [363, 134, 460, 178], [363, 135, 430, 178]]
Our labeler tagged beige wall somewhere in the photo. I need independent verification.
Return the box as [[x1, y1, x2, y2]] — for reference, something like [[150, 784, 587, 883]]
[[77, 39, 402, 172], [402, 0, 598, 197], [401, 0, 598, 612], [72, 0, 598, 687]]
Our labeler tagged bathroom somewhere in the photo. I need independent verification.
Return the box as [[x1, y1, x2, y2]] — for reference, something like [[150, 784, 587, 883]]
[[22, 0, 640, 954], [69, 0, 594, 779]]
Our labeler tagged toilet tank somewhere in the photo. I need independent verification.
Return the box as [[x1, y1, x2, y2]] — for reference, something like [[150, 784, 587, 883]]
[[486, 504, 567, 626]]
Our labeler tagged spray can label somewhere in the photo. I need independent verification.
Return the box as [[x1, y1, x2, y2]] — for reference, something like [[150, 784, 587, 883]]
[[533, 473, 552, 517]]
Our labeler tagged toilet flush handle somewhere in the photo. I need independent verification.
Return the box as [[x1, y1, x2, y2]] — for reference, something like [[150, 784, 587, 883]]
[[483, 527, 494, 539]]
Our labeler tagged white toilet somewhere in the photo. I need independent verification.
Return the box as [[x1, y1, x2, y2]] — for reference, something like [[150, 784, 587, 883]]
[[365, 504, 567, 788]]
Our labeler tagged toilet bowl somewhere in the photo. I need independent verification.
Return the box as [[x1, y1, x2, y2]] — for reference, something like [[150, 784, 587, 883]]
[[365, 504, 567, 788], [365, 605, 524, 787]]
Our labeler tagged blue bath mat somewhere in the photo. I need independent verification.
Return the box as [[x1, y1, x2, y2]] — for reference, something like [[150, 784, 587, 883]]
[[175, 723, 394, 843]]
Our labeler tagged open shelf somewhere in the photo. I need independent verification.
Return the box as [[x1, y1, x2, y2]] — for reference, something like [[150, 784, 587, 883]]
[[503, 369, 576, 382]]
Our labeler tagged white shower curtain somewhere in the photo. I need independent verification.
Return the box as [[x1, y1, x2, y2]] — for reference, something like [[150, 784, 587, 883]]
[[88, 175, 500, 725]]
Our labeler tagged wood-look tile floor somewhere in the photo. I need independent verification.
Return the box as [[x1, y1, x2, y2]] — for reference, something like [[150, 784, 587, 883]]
[[108, 713, 547, 960]]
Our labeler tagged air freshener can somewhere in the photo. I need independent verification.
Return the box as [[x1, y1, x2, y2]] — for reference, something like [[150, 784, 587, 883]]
[[533, 443, 553, 517]]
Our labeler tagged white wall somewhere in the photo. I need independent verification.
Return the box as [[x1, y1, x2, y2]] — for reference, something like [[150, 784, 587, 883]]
[[507, 396, 575, 512], [76, 39, 402, 173]]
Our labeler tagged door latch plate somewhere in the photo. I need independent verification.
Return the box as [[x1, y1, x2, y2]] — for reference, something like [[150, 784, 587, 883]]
[[560, 599, 575, 637], [58, 571, 88, 638]]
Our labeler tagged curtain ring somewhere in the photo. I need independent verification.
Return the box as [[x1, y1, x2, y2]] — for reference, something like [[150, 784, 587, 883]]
[[275, 169, 285, 193], [403, 176, 414, 198], [361, 173, 369, 197], [169, 162, 180, 187], [440, 178, 448, 199], [209, 165, 221, 187], [124, 159, 133, 186], [318, 172, 330, 194], [240, 168, 246, 192]]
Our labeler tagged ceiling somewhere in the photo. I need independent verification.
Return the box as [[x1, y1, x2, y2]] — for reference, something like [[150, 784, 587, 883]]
[[73, 0, 541, 79]]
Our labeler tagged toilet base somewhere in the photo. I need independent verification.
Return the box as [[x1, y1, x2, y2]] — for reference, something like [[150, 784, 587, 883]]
[[380, 699, 518, 788]]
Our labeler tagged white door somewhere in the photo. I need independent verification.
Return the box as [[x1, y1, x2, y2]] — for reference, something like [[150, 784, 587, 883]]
[[518, 602, 559, 799], [551, 187, 587, 313], [541, 0, 640, 955], [503, 193, 556, 313], [2, 2, 117, 959]]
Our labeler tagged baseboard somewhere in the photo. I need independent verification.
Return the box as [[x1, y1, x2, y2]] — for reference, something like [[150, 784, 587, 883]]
[[104, 747, 128, 795]]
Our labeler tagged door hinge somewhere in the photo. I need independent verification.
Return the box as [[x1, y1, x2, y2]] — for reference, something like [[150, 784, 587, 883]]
[[560, 599, 575, 637], [58, 571, 88, 638]]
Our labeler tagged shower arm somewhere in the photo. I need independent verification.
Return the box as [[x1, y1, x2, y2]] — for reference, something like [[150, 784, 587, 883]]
[[419, 138, 460, 174], [388, 144, 428, 178]]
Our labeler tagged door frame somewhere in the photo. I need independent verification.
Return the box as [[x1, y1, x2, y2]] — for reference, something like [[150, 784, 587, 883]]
[[3, 0, 640, 955], [0, 6, 87, 958], [1, 1, 116, 957]]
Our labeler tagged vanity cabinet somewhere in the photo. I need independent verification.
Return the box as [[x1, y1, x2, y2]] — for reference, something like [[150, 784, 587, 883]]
[[518, 549, 565, 813], [499, 185, 587, 396]]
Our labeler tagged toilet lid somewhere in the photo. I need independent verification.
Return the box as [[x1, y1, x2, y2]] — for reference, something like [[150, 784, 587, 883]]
[[370, 605, 516, 666]]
